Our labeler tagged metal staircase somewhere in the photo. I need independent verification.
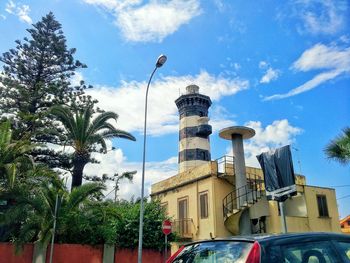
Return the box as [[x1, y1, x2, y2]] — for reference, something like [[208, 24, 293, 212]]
[[223, 180, 264, 220], [216, 155, 265, 234], [222, 177, 264, 235]]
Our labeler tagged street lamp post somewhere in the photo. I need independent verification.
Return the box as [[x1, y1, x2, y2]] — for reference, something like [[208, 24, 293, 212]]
[[138, 54, 167, 263]]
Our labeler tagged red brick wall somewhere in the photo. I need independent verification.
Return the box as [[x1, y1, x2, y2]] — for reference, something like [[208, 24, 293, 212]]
[[0, 243, 167, 263], [115, 248, 167, 263], [45, 244, 103, 263], [0, 243, 33, 263]]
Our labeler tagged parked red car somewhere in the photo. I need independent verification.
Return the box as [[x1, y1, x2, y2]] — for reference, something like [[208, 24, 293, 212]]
[[167, 232, 350, 263]]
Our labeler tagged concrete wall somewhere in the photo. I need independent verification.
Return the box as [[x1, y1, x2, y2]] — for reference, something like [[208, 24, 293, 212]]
[[212, 177, 235, 238], [152, 162, 215, 194], [303, 185, 341, 232], [284, 193, 308, 217], [266, 200, 311, 233], [156, 175, 216, 240], [266, 185, 340, 233], [152, 162, 234, 242]]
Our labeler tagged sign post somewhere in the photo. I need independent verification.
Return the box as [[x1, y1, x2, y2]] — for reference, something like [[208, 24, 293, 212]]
[[162, 220, 172, 262]]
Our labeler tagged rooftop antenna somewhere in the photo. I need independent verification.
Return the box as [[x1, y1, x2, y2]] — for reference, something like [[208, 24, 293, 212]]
[[292, 146, 302, 175]]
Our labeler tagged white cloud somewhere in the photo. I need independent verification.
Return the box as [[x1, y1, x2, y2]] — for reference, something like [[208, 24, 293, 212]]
[[48, 138, 177, 199], [213, 0, 226, 12], [293, 0, 347, 35], [259, 61, 268, 69], [209, 105, 236, 133], [292, 43, 350, 71], [70, 72, 84, 87], [83, 0, 201, 42], [226, 119, 302, 167], [86, 70, 249, 136], [83, 0, 142, 11], [5, 1, 32, 24], [265, 43, 350, 100], [83, 141, 178, 200], [0, 14, 6, 20], [339, 35, 350, 44], [260, 68, 280, 84], [233, 63, 241, 71], [258, 61, 280, 84], [5, 0, 15, 14]]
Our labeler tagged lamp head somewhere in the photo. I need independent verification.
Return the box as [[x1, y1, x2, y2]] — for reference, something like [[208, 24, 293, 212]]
[[156, 54, 167, 68]]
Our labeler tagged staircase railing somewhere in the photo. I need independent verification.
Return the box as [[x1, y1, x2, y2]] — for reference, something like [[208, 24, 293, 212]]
[[216, 156, 235, 175], [223, 179, 264, 220]]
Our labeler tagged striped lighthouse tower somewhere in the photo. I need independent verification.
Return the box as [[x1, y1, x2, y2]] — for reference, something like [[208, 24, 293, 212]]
[[175, 85, 212, 173]]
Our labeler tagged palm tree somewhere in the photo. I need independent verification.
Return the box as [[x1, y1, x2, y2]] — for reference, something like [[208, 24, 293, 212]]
[[325, 127, 350, 165], [0, 181, 105, 249], [0, 121, 60, 242], [51, 106, 136, 189], [0, 121, 34, 190]]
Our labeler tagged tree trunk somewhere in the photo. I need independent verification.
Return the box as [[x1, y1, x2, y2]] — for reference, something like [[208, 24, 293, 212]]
[[71, 153, 89, 190]]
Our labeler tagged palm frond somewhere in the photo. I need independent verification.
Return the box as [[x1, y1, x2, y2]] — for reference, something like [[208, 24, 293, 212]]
[[99, 128, 136, 141], [324, 126, 350, 165], [51, 106, 78, 141], [86, 111, 119, 136], [0, 121, 12, 146], [66, 182, 105, 210]]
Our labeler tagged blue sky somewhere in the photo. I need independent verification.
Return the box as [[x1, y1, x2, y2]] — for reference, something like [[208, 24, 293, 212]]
[[0, 0, 349, 217]]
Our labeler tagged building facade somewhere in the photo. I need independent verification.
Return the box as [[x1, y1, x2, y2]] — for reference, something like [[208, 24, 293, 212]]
[[150, 85, 341, 251], [340, 215, 350, 234]]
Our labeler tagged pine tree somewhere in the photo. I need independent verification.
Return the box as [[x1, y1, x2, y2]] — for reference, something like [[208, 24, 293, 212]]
[[0, 12, 92, 170]]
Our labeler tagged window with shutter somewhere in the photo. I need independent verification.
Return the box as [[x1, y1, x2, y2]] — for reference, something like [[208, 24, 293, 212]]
[[199, 192, 208, 218], [316, 195, 329, 217]]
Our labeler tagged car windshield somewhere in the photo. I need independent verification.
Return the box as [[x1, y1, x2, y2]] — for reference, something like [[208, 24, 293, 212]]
[[172, 241, 253, 263], [280, 241, 339, 263]]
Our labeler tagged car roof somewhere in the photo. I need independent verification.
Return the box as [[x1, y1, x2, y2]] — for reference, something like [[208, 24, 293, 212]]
[[183, 232, 350, 247]]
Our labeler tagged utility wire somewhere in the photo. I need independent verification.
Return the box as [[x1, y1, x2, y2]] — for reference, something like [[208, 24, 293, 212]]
[[337, 194, 350, 200], [104, 186, 116, 199], [330, 185, 350, 188]]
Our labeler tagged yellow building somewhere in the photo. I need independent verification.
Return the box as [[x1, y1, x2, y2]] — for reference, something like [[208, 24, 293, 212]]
[[150, 84, 341, 250], [151, 158, 340, 249], [340, 215, 350, 234]]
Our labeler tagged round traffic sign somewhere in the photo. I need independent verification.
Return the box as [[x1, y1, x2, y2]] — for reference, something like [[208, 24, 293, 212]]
[[162, 220, 172, 235]]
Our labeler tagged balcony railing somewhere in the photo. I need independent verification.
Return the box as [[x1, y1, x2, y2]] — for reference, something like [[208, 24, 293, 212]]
[[173, 218, 193, 238]]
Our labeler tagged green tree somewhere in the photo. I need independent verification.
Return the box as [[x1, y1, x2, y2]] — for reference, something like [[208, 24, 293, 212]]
[[51, 105, 135, 189], [325, 127, 350, 165], [0, 12, 90, 170], [1, 181, 104, 249], [57, 200, 120, 245], [114, 199, 175, 250]]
